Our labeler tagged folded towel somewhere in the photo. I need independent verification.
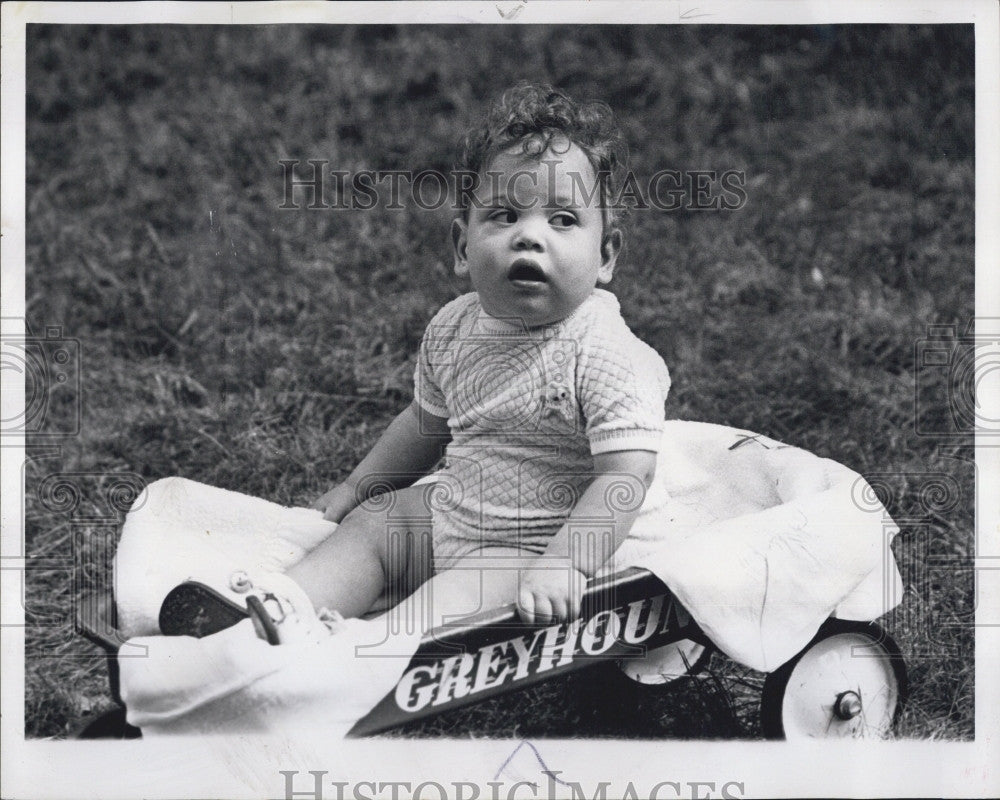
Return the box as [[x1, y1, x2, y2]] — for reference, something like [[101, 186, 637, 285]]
[[621, 421, 903, 670], [114, 420, 902, 734], [119, 618, 422, 735]]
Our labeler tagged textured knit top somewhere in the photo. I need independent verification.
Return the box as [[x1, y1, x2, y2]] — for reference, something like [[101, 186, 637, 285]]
[[414, 289, 671, 553]]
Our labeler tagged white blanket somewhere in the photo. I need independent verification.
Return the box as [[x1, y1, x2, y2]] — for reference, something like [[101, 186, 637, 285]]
[[114, 420, 902, 735]]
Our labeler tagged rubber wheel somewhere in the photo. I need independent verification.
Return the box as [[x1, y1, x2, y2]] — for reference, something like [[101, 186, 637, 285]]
[[760, 619, 907, 739]]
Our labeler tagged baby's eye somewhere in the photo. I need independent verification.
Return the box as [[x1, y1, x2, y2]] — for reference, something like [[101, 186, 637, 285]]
[[488, 208, 517, 224], [550, 212, 578, 228]]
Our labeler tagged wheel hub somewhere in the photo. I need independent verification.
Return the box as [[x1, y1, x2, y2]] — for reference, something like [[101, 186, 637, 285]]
[[834, 690, 863, 720]]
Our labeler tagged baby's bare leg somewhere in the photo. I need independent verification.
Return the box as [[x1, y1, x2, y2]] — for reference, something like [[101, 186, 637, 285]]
[[284, 484, 434, 619]]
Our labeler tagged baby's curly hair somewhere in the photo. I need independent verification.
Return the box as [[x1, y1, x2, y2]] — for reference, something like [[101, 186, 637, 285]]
[[456, 82, 627, 235]]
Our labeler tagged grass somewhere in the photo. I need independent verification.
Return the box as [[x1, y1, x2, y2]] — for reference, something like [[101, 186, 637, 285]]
[[22, 23, 974, 739]]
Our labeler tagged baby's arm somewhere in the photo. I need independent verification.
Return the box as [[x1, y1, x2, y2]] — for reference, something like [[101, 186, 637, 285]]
[[518, 449, 657, 624], [312, 400, 451, 522]]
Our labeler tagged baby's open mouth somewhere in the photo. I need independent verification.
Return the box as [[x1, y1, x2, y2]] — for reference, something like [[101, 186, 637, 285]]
[[508, 259, 547, 283]]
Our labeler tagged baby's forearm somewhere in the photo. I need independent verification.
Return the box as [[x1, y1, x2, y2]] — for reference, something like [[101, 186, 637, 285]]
[[342, 400, 451, 498], [544, 450, 657, 577]]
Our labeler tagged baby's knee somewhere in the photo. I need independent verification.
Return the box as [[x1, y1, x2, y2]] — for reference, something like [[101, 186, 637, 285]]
[[343, 488, 432, 548], [338, 499, 391, 540], [353, 483, 434, 519]]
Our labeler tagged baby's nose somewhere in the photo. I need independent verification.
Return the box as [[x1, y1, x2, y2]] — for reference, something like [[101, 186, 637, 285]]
[[512, 220, 545, 251]]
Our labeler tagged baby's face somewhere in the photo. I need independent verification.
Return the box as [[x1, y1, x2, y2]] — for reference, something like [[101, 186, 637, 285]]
[[453, 139, 620, 327]]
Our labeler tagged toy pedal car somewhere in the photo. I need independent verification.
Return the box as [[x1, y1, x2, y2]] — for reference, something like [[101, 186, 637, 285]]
[[76, 566, 907, 740]]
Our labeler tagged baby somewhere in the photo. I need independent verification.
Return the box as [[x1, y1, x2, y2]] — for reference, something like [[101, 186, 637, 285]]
[[164, 83, 671, 644]]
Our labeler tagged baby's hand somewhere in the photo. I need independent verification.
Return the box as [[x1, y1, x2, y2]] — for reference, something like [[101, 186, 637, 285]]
[[310, 483, 358, 523], [517, 557, 587, 625]]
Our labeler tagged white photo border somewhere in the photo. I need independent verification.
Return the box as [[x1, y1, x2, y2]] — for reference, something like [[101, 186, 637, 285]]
[[2, 2, 998, 798]]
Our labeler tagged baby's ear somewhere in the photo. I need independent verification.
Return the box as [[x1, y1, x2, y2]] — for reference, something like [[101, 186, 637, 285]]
[[451, 217, 470, 277], [597, 228, 622, 284]]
